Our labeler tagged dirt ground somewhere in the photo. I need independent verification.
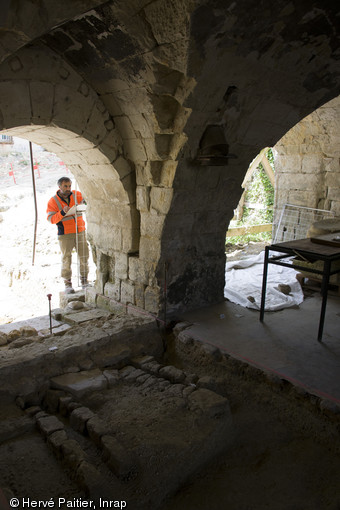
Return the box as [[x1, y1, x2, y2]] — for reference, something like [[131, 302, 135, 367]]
[[0, 323, 340, 510], [160, 336, 340, 510]]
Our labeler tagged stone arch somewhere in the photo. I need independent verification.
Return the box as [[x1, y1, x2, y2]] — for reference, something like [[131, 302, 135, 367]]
[[273, 95, 340, 223], [157, 1, 340, 315], [1, 0, 340, 319], [0, 44, 141, 298]]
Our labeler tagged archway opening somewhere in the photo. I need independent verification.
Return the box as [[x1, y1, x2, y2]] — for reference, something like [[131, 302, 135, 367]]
[[226, 147, 275, 262], [0, 136, 96, 324]]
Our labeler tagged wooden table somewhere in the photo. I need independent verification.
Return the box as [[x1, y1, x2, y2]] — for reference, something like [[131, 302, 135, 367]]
[[260, 237, 340, 341]]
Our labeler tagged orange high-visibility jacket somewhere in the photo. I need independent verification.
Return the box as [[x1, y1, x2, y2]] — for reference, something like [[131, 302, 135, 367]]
[[47, 190, 86, 235]]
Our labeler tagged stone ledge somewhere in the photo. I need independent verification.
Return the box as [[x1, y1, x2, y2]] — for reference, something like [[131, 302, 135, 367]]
[[51, 369, 108, 399]]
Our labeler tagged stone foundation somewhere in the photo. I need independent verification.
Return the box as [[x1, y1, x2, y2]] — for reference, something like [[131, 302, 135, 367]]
[[0, 321, 233, 509]]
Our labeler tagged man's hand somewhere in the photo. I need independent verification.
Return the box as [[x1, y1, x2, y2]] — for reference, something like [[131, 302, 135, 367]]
[[63, 205, 70, 213]]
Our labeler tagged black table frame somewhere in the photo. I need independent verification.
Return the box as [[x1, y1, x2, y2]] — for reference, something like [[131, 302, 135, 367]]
[[260, 240, 340, 341]]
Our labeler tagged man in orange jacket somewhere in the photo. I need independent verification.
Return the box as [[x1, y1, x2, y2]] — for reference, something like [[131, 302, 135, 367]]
[[47, 176, 89, 293]]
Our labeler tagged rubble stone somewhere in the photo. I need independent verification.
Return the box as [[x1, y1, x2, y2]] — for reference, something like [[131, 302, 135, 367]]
[[59, 396, 73, 416], [43, 389, 66, 413], [8, 337, 35, 349], [103, 369, 119, 387], [70, 406, 95, 434], [188, 389, 231, 419], [19, 326, 37, 337], [6, 330, 21, 342], [61, 439, 87, 468], [159, 365, 186, 384], [36, 415, 65, 436], [124, 368, 145, 382], [63, 308, 111, 325], [87, 416, 111, 446], [48, 429, 68, 452]]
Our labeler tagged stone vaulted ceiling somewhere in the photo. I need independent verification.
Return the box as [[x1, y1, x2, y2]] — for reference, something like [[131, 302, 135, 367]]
[[0, 0, 339, 316]]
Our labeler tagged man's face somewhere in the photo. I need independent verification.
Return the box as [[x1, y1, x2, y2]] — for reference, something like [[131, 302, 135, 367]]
[[59, 180, 72, 196]]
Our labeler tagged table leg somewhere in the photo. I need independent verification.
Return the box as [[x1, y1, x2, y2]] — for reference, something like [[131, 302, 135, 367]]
[[260, 246, 270, 322], [318, 259, 331, 342]]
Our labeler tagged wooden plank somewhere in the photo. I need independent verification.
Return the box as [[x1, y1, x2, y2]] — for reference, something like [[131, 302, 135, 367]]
[[261, 154, 275, 187], [241, 147, 269, 187], [243, 201, 273, 210], [235, 190, 246, 220], [226, 223, 272, 237]]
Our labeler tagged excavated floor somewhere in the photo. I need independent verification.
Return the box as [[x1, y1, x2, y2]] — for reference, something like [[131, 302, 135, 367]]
[[0, 313, 232, 510], [0, 309, 339, 510]]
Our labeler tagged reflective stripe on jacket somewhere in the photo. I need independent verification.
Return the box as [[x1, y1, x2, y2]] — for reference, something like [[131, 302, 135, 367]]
[[47, 190, 86, 235]]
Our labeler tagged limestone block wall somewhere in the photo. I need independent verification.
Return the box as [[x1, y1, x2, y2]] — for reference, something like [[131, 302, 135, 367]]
[[1, 0, 340, 319], [0, 2, 196, 317], [273, 97, 340, 229]]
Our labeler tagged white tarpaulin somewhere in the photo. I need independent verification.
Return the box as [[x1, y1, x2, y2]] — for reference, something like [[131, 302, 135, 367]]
[[224, 252, 304, 311]]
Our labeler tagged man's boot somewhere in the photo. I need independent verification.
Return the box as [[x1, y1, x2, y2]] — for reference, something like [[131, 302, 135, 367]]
[[64, 279, 75, 294]]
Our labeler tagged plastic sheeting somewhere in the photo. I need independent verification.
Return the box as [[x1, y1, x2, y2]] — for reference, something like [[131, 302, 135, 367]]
[[224, 251, 304, 311]]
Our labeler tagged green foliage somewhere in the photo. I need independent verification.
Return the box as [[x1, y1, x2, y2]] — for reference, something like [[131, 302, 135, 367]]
[[266, 147, 275, 167], [226, 148, 275, 247]]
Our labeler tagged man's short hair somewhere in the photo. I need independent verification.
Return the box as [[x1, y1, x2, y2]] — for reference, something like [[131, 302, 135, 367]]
[[57, 176, 71, 186]]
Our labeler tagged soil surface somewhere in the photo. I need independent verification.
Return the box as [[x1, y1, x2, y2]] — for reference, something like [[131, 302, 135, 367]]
[[0, 321, 339, 510], [159, 334, 340, 510]]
